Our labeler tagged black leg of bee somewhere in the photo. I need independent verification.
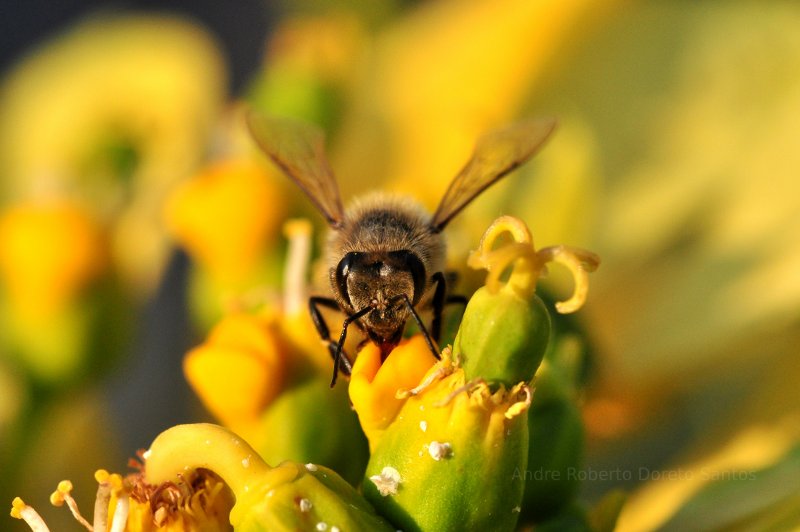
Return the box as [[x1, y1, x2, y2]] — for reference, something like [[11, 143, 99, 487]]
[[331, 305, 372, 388], [309, 296, 354, 378], [308, 296, 339, 339], [430, 272, 447, 343], [430, 273, 469, 343], [446, 294, 468, 308], [392, 293, 441, 360]]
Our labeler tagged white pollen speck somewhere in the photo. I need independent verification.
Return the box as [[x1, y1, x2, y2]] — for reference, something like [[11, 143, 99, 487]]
[[299, 498, 312, 513], [266, 489, 275, 498], [369, 466, 402, 496], [305, 463, 318, 472], [316, 522, 328, 531], [331, 527, 340, 532], [419, 420, 427, 432], [419, 405, 425, 411], [244, 485, 250, 493], [512, 506, 521, 513], [242, 455, 251, 468], [427, 441, 452, 461], [142, 449, 151, 460], [205, 439, 211, 445]]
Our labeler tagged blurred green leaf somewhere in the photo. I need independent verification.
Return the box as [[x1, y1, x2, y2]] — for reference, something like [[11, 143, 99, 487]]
[[661, 445, 800, 531]]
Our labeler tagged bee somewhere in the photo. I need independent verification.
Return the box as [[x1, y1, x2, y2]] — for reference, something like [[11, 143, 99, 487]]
[[247, 112, 556, 386]]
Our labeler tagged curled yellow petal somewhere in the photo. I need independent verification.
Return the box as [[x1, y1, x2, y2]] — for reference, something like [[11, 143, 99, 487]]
[[145, 423, 274, 495], [468, 215, 599, 313], [537, 244, 600, 313]]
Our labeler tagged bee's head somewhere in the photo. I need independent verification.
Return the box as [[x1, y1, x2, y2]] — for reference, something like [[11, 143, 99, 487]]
[[333, 250, 426, 337]]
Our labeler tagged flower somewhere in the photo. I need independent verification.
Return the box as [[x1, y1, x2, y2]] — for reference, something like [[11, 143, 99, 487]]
[[165, 158, 285, 287], [0, 199, 104, 319], [360, 347, 532, 532], [454, 215, 598, 385], [348, 215, 598, 530], [0, 199, 119, 382], [0, 14, 226, 295], [348, 336, 438, 448], [11, 465, 235, 531], [144, 424, 391, 531], [12, 424, 391, 531], [183, 313, 287, 428]]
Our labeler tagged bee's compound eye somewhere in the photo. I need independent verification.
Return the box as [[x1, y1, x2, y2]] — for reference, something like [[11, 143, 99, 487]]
[[335, 253, 358, 307], [388, 251, 426, 305]]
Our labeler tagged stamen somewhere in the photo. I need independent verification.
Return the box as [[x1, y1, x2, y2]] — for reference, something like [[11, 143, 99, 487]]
[[393, 348, 451, 399], [10, 497, 51, 532], [433, 378, 487, 407], [50, 480, 93, 531], [109, 496, 129, 532], [282, 219, 312, 316], [504, 384, 532, 419], [93, 469, 126, 531]]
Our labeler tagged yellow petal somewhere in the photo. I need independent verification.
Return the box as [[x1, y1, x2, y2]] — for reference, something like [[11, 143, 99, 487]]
[[349, 335, 437, 447], [165, 159, 284, 284], [184, 315, 286, 426], [0, 200, 104, 317]]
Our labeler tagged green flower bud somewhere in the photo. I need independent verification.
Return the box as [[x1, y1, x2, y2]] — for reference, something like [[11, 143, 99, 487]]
[[521, 360, 585, 522], [454, 216, 598, 386], [454, 284, 551, 385], [235, 462, 392, 532], [362, 365, 531, 532]]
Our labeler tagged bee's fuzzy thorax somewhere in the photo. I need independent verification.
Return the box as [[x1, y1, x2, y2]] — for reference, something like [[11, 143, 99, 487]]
[[325, 192, 446, 278]]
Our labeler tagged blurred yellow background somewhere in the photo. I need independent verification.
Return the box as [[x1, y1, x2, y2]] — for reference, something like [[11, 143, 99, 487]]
[[2, 1, 799, 530]]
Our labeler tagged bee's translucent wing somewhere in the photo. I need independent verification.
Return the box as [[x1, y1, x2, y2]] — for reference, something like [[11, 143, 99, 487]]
[[247, 111, 345, 227], [431, 118, 557, 231]]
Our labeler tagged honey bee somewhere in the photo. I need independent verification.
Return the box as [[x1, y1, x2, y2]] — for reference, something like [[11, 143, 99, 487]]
[[247, 112, 556, 386]]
